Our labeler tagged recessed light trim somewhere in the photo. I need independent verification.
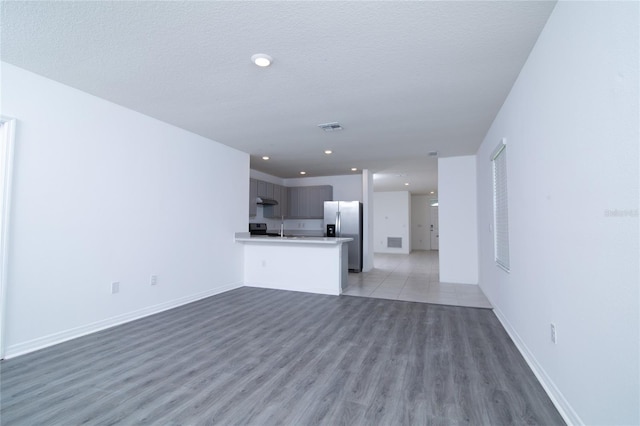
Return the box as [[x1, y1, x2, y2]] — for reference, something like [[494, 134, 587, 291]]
[[299, 171, 306, 175], [262, 156, 270, 160], [351, 167, 358, 171], [324, 150, 333, 155], [251, 53, 272, 67]]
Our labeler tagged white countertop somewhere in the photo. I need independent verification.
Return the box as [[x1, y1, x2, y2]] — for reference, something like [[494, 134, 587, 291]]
[[235, 232, 352, 245]]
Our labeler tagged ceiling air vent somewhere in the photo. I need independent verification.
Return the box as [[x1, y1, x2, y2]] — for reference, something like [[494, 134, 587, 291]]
[[318, 122, 343, 132]]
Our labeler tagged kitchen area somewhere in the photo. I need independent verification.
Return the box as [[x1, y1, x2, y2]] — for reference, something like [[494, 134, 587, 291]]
[[236, 174, 365, 295]]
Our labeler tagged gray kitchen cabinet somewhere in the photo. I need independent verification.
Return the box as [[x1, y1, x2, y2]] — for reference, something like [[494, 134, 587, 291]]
[[256, 180, 274, 199], [286, 185, 333, 219], [287, 186, 300, 218], [265, 184, 282, 218], [249, 178, 257, 217], [256, 180, 265, 198], [264, 184, 290, 219], [278, 185, 288, 218], [307, 186, 332, 217], [251, 178, 332, 219]]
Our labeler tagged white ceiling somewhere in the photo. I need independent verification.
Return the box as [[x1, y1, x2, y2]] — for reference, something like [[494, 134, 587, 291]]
[[1, 1, 556, 194]]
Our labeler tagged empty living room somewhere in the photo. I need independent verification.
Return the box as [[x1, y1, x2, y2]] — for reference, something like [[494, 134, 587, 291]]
[[0, 1, 638, 425]]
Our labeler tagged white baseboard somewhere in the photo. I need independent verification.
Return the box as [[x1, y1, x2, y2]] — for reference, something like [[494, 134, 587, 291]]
[[5, 282, 243, 359], [492, 306, 583, 426]]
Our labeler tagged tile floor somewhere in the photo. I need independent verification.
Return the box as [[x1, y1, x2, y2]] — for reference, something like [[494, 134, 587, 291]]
[[344, 250, 492, 309]]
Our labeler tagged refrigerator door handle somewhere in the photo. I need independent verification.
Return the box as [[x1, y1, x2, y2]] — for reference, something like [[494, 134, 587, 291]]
[[336, 211, 341, 237]]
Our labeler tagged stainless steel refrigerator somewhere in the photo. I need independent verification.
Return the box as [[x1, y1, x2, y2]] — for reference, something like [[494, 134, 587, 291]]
[[324, 201, 363, 272]]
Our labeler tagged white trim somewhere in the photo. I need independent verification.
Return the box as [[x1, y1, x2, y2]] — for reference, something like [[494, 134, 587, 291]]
[[0, 116, 16, 360], [3, 282, 243, 359], [491, 305, 583, 426]]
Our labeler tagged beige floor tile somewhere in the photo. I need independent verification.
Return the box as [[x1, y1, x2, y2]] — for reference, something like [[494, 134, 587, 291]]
[[422, 294, 460, 306], [370, 287, 402, 299], [397, 291, 431, 303], [427, 283, 457, 295], [343, 287, 375, 297], [454, 285, 485, 296], [343, 252, 492, 309], [457, 293, 492, 307], [403, 282, 429, 292]]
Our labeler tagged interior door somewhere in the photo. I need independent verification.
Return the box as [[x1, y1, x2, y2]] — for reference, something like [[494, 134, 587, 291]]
[[430, 205, 439, 250]]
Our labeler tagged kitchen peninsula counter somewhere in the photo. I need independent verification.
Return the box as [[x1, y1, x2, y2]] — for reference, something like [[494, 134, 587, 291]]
[[235, 233, 352, 295]]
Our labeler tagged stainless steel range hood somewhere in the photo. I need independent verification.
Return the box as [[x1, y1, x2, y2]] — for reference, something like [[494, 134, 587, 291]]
[[256, 197, 278, 205]]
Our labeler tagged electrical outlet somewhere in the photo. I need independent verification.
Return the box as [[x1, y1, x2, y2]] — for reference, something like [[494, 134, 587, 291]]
[[150, 275, 158, 286], [111, 281, 120, 294], [550, 323, 557, 344]]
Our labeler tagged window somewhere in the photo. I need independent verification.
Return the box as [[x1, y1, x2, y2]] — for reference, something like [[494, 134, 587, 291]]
[[492, 139, 510, 272]]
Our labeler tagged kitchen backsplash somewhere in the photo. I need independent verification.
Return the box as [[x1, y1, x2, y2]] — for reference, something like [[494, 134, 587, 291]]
[[249, 205, 324, 234], [249, 206, 324, 233]]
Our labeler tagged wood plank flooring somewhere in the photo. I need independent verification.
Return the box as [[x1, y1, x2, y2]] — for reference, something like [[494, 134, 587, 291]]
[[0, 287, 565, 425]]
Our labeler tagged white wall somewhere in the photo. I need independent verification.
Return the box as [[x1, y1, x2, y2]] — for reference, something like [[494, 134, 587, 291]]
[[411, 195, 432, 251], [438, 156, 478, 284], [476, 3, 639, 425], [373, 191, 410, 254], [250, 169, 284, 186], [2, 63, 248, 357], [362, 170, 374, 271]]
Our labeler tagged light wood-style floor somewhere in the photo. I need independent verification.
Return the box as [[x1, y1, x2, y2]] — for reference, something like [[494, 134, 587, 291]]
[[346, 251, 492, 308], [0, 287, 564, 425]]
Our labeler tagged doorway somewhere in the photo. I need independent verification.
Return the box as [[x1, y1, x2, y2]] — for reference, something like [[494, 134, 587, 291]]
[[430, 203, 439, 250], [410, 195, 439, 251]]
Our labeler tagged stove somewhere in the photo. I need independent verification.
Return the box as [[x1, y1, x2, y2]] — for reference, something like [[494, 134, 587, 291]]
[[249, 223, 281, 237]]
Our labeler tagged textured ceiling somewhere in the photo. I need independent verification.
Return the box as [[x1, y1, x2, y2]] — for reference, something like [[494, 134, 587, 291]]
[[1, 1, 556, 194]]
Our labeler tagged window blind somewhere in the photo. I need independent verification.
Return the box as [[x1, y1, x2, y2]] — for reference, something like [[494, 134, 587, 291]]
[[492, 142, 510, 271]]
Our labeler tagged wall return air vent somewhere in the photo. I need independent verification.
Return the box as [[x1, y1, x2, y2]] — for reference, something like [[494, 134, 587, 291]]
[[387, 237, 403, 248], [318, 122, 343, 132]]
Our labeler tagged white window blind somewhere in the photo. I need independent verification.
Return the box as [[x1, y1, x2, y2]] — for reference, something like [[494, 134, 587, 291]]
[[492, 141, 510, 271]]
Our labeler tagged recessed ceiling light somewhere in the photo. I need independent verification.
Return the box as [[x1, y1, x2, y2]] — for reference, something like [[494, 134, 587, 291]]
[[324, 150, 333, 155], [251, 53, 272, 67], [404, 182, 410, 186], [351, 167, 358, 171], [430, 191, 435, 194], [300, 171, 306, 175], [262, 156, 270, 160]]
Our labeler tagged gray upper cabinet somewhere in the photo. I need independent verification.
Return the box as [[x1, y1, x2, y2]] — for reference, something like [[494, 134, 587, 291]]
[[265, 184, 283, 219], [278, 185, 288, 218], [256, 180, 274, 199], [249, 178, 257, 217], [286, 185, 333, 219], [264, 183, 289, 219], [250, 178, 332, 219]]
